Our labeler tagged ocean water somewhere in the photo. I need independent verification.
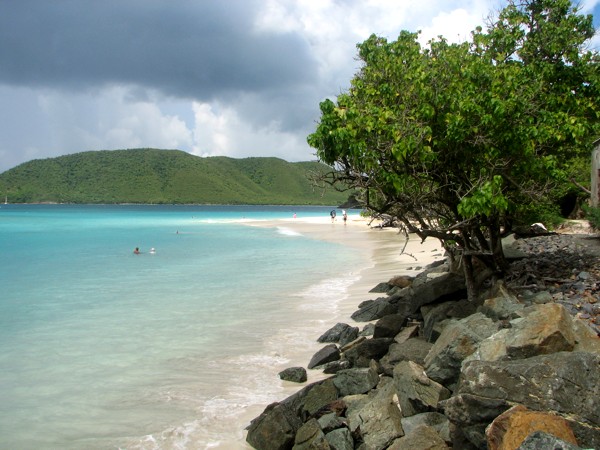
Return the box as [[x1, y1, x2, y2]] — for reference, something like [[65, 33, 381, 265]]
[[0, 204, 367, 449]]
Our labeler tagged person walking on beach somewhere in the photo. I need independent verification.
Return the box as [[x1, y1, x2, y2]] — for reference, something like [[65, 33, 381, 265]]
[[343, 210, 347, 224], [330, 210, 337, 222]]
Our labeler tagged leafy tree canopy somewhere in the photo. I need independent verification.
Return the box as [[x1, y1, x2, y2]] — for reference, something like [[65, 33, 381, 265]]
[[307, 0, 600, 299]]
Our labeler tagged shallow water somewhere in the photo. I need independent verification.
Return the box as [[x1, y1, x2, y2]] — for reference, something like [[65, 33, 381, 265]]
[[0, 205, 366, 449]]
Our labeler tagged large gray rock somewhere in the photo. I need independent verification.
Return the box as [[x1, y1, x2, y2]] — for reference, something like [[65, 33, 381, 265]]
[[325, 427, 354, 450], [464, 303, 600, 366], [292, 418, 330, 450], [421, 302, 458, 343], [279, 367, 308, 383], [346, 378, 404, 450], [424, 313, 498, 386], [246, 377, 343, 449], [380, 337, 433, 376], [246, 401, 305, 450], [373, 313, 408, 338], [516, 431, 584, 450], [317, 412, 346, 434], [478, 286, 525, 321], [444, 352, 600, 448], [343, 337, 393, 368], [400, 412, 451, 444], [351, 264, 465, 323], [332, 365, 379, 397], [351, 297, 397, 322], [302, 378, 339, 417], [396, 268, 467, 316], [393, 360, 451, 418], [338, 326, 360, 347], [388, 424, 449, 450], [318, 323, 354, 343], [308, 344, 341, 369], [504, 303, 577, 359], [421, 298, 479, 343], [393, 324, 420, 344]]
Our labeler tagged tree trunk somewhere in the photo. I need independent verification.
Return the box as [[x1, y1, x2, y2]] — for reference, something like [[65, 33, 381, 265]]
[[462, 254, 477, 302]]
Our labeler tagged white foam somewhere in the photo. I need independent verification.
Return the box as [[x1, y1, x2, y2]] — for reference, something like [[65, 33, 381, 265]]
[[276, 226, 303, 237]]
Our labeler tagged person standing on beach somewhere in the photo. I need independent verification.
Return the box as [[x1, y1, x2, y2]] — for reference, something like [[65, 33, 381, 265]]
[[330, 210, 336, 222], [343, 210, 347, 224]]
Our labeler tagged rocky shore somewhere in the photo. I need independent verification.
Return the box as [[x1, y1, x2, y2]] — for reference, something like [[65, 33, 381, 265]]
[[245, 226, 600, 450]]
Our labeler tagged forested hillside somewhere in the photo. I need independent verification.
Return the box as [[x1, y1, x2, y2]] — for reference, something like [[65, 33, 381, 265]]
[[0, 149, 351, 205]]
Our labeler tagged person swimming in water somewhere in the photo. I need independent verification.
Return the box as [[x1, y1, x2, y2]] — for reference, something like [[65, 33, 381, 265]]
[[133, 247, 140, 254]]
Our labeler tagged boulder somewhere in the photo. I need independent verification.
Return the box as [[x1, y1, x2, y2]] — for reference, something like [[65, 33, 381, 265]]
[[351, 264, 465, 323], [440, 394, 510, 448], [247, 379, 339, 449], [318, 323, 354, 343], [400, 412, 451, 444], [308, 344, 340, 369], [516, 431, 583, 450], [338, 326, 359, 347], [387, 424, 450, 450], [380, 337, 433, 376], [478, 293, 525, 321], [393, 324, 420, 343], [486, 405, 578, 450], [351, 297, 397, 322], [464, 303, 600, 366], [324, 428, 354, 450], [279, 367, 308, 383], [346, 378, 404, 450], [332, 365, 379, 397], [421, 299, 479, 342], [370, 281, 394, 293], [393, 360, 451, 418], [505, 303, 577, 359], [373, 313, 409, 338], [343, 338, 393, 368], [321, 360, 351, 374], [462, 328, 511, 364], [302, 379, 339, 417], [317, 412, 346, 434], [424, 313, 498, 386], [447, 352, 600, 448], [246, 401, 305, 450], [396, 268, 467, 316], [339, 336, 366, 353], [421, 302, 458, 342], [292, 418, 330, 450], [388, 275, 413, 288], [359, 323, 375, 336]]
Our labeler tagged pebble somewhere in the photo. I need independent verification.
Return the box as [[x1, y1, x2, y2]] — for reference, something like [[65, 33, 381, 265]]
[[507, 233, 600, 335]]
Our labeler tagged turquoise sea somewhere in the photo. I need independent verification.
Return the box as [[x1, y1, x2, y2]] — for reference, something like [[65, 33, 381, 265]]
[[0, 205, 367, 449]]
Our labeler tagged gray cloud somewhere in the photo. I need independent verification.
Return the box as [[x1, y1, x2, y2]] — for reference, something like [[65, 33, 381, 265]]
[[1, 0, 598, 173], [0, 0, 317, 99]]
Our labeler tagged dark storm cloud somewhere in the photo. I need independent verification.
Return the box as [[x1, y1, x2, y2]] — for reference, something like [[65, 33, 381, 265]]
[[0, 0, 317, 99]]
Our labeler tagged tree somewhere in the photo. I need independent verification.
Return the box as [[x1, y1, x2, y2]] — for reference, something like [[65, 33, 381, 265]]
[[307, 0, 600, 300]]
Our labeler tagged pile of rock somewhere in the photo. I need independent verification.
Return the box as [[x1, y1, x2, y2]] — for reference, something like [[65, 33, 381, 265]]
[[246, 234, 600, 450]]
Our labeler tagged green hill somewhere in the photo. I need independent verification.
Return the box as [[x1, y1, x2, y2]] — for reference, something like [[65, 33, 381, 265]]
[[0, 149, 351, 205]]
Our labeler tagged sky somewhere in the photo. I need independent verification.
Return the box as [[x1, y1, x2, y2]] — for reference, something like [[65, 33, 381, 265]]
[[1, 0, 599, 172]]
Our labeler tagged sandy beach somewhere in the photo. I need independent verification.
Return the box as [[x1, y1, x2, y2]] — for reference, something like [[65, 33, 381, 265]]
[[237, 212, 445, 448]]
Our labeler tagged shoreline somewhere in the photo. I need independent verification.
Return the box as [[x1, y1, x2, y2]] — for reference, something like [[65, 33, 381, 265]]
[[244, 214, 445, 313], [238, 214, 445, 447]]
